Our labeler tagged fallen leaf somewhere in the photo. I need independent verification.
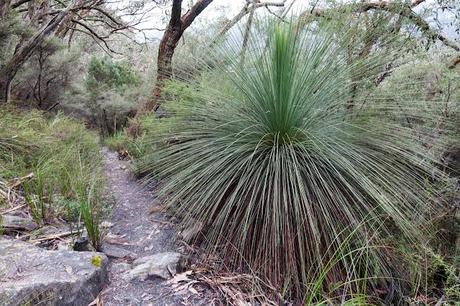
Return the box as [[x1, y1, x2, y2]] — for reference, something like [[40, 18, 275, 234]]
[[188, 287, 198, 295], [169, 271, 193, 284]]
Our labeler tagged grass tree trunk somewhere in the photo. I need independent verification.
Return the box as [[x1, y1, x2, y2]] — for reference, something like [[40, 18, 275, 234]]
[[142, 0, 213, 113]]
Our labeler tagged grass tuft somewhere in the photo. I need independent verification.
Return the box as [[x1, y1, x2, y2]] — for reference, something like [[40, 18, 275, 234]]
[[0, 106, 105, 249]]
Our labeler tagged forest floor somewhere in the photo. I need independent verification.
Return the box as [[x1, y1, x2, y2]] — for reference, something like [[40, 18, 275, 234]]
[[99, 148, 217, 305]]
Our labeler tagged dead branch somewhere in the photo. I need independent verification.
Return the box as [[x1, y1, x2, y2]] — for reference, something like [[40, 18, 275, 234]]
[[213, 1, 286, 43]]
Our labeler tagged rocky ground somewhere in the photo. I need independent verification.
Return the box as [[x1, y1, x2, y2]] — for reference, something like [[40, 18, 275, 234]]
[[99, 148, 216, 305], [0, 148, 256, 306], [0, 237, 107, 306]]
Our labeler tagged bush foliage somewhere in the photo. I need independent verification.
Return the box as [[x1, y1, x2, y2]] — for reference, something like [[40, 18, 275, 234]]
[[85, 56, 140, 94]]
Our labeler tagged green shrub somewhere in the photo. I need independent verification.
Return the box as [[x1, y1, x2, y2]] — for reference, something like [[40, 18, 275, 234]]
[[74, 174, 103, 250], [138, 24, 452, 299], [0, 135, 29, 205], [23, 168, 53, 224], [85, 56, 140, 95]]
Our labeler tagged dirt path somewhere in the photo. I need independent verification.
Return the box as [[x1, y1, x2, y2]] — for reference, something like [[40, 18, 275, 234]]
[[99, 148, 212, 305]]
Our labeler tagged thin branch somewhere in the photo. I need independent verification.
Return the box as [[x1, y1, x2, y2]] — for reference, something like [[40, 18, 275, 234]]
[[11, 0, 32, 9], [212, 0, 286, 43], [71, 18, 121, 54], [301, 0, 460, 52], [75, 6, 123, 26]]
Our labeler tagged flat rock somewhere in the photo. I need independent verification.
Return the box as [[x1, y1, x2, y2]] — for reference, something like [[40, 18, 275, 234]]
[[102, 243, 137, 259], [128, 252, 183, 281], [0, 236, 108, 306], [110, 262, 132, 274], [1, 214, 38, 232]]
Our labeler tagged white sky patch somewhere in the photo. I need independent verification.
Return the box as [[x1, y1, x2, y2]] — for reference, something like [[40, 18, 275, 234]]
[[126, 0, 304, 40], [122, 0, 458, 42]]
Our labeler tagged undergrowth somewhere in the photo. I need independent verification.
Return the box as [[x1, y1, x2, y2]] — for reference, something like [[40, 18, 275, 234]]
[[104, 80, 192, 160], [0, 106, 104, 249]]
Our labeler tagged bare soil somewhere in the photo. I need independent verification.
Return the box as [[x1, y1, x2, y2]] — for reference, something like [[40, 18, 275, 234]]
[[99, 148, 216, 306]]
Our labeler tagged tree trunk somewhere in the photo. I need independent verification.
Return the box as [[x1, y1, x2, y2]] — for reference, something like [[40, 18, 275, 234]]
[[146, 22, 184, 112], [0, 75, 13, 103], [0, 0, 12, 101], [0, 8, 70, 103], [140, 0, 213, 114], [239, 6, 256, 66]]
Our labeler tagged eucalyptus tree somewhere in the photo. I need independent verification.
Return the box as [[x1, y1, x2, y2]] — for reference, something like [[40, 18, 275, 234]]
[[0, 0, 143, 103], [142, 0, 214, 113]]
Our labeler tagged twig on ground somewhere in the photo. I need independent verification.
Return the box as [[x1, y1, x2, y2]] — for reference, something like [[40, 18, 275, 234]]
[[0, 203, 27, 214], [9, 173, 34, 189], [29, 231, 75, 244]]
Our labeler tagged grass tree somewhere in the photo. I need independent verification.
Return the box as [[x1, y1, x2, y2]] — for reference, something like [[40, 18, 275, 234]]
[[138, 22, 451, 301]]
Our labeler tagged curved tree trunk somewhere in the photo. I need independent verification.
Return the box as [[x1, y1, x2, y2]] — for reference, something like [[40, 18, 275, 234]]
[[0, 7, 70, 102], [140, 0, 213, 114], [146, 9, 184, 112], [0, 76, 13, 103]]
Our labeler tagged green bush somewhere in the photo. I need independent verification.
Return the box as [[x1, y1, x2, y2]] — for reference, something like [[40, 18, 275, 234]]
[[85, 56, 140, 95], [138, 24, 453, 300], [0, 135, 28, 205], [105, 131, 133, 152]]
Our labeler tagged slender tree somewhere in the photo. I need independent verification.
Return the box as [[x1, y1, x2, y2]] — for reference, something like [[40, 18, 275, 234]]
[[143, 0, 214, 113]]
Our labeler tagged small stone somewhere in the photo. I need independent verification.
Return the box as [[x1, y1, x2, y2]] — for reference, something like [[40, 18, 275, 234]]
[[102, 243, 136, 259], [73, 237, 91, 251], [64, 265, 73, 275], [100, 221, 114, 228], [57, 241, 72, 251], [128, 252, 184, 281], [144, 244, 154, 251]]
